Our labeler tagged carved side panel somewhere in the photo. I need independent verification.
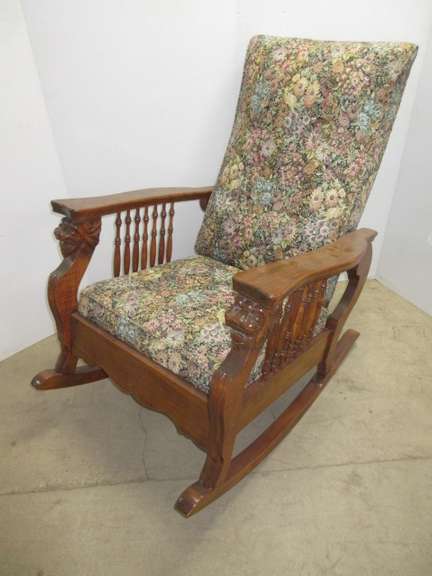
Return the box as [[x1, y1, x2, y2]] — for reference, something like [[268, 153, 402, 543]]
[[262, 279, 327, 377]]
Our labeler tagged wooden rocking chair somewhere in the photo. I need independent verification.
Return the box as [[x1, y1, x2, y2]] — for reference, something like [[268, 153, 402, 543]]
[[32, 36, 417, 516]]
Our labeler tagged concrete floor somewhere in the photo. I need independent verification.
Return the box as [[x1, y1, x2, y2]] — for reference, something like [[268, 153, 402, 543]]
[[1, 280, 431, 576]]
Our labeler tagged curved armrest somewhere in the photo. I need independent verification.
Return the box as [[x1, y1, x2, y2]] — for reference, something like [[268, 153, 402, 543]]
[[233, 228, 377, 305], [51, 186, 214, 221], [211, 228, 377, 422]]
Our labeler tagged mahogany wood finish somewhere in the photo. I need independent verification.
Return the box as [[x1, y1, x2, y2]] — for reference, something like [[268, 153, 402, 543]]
[[150, 205, 158, 267], [166, 202, 175, 262], [51, 186, 213, 221], [132, 208, 141, 272], [32, 184, 376, 517], [158, 203, 167, 264], [110, 193, 208, 276], [141, 207, 149, 270], [123, 210, 132, 274], [72, 314, 209, 449], [31, 216, 103, 388], [32, 365, 107, 391], [113, 213, 122, 277]]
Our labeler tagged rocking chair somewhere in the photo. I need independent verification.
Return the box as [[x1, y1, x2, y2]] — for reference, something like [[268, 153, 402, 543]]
[[32, 36, 417, 516]]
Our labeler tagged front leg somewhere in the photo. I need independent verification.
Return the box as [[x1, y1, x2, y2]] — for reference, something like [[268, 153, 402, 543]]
[[175, 295, 270, 517], [32, 217, 106, 390]]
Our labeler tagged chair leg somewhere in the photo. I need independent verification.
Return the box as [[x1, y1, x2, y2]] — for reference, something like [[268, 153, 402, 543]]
[[176, 393, 239, 516], [175, 328, 359, 517], [175, 442, 236, 518]]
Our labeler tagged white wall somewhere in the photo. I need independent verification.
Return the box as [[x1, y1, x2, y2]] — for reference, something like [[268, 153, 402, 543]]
[[21, 0, 431, 281], [3, 0, 430, 359], [21, 0, 240, 285], [377, 30, 432, 315], [0, 0, 67, 360]]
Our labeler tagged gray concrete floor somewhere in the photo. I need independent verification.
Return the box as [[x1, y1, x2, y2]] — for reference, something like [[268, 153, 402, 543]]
[[1, 280, 431, 576]]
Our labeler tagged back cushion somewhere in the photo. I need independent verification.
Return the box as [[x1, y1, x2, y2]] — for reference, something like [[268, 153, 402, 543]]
[[196, 35, 417, 269]]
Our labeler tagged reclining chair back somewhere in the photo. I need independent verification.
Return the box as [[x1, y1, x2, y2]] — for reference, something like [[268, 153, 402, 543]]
[[196, 36, 417, 269]]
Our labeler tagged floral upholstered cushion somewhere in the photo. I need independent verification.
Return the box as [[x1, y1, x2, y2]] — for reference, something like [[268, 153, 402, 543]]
[[196, 36, 417, 268], [79, 256, 329, 393], [78, 256, 240, 394]]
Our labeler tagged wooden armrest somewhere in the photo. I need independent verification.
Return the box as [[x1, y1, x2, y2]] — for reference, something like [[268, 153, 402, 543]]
[[233, 228, 377, 305], [51, 186, 214, 221]]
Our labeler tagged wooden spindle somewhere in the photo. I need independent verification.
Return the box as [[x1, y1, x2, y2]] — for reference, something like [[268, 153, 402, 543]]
[[141, 206, 149, 270], [114, 212, 122, 277], [132, 208, 141, 272], [150, 205, 158, 267], [166, 202, 175, 263], [158, 203, 167, 264], [124, 210, 131, 275]]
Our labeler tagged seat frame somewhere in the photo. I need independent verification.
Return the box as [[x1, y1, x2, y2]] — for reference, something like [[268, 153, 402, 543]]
[[32, 186, 375, 517]]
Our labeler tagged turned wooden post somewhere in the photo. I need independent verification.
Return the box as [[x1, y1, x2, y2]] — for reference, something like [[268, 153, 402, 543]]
[[123, 209, 132, 275], [158, 203, 167, 264], [150, 205, 158, 267], [166, 202, 175, 263], [132, 208, 141, 272], [114, 212, 122, 277], [141, 206, 149, 270]]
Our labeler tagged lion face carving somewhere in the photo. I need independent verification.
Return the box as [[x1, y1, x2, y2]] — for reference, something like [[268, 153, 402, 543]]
[[55, 218, 101, 258]]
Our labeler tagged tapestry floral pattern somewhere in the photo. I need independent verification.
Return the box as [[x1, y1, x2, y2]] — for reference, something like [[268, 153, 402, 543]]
[[79, 256, 328, 393], [79, 256, 241, 393], [196, 35, 417, 268]]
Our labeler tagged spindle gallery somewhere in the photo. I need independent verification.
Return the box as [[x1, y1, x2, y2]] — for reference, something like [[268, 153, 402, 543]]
[[113, 202, 175, 276]]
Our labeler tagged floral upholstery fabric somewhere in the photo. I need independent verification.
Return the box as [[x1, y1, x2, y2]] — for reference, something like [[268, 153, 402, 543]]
[[79, 255, 329, 393], [79, 257, 240, 394], [196, 35, 417, 268]]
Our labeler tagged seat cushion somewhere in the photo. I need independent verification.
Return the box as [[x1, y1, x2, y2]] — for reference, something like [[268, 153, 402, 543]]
[[195, 36, 417, 268], [78, 256, 240, 394]]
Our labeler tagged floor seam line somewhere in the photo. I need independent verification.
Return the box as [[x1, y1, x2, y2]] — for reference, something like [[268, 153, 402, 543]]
[[1, 454, 431, 498]]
